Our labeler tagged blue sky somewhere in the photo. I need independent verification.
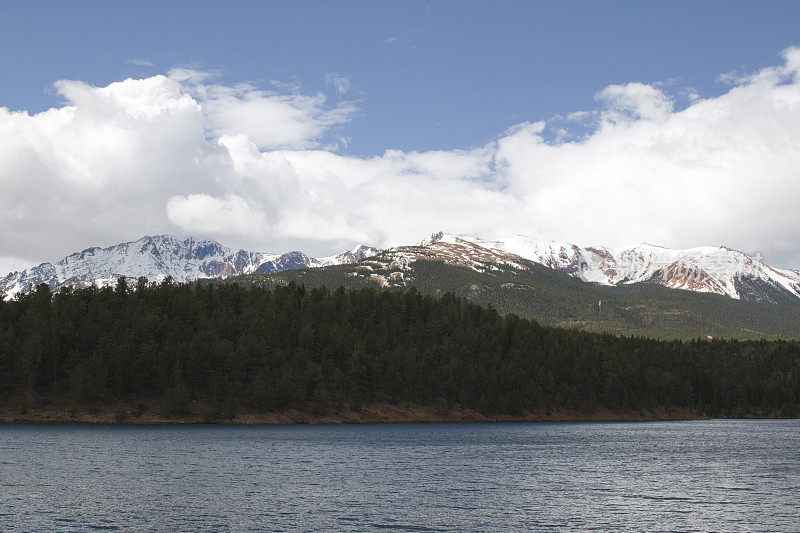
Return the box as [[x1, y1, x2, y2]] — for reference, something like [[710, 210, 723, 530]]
[[2, 2, 800, 270], [2, 1, 800, 156]]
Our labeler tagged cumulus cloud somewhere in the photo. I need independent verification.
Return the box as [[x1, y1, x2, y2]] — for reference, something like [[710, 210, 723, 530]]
[[167, 193, 268, 238], [595, 82, 673, 121], [197, 83, 357, 150], [2, 48, 800, 273], [164, 68, 357, 150], [0, 74, 222, 269]]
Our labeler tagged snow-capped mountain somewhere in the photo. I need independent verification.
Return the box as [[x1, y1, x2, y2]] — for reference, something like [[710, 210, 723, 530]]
[[379, 232, 800, 304], [315, 245, 381, 267], [3, 231, 798, 304], [0, 236, 378, 300]]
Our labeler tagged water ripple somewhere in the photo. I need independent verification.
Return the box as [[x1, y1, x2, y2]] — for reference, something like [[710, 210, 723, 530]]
[[0, 420, 798, 531]]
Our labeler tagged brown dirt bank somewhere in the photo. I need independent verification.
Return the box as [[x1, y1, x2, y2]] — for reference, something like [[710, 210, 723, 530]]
[[0, 402, 753, 425]]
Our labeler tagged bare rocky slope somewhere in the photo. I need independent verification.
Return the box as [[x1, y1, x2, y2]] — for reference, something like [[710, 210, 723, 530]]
[[3, 231, 798, 306]]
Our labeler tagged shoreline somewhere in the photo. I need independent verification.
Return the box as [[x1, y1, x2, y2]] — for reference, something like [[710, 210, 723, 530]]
[[3, 403, 785, 425]]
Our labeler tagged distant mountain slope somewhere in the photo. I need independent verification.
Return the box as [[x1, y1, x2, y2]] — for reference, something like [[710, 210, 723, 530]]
[[225, 252, 800, 340], [2, 231, 798, 307], [0, 235, 377, 300], [413, 232, 800, 304]]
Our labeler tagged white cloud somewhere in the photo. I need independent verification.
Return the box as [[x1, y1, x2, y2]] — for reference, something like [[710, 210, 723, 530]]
[[2, 47, 800, 272], [166, 193, 268, 238], [566, 110, 592, 122], [197, 83, 357, 150], [167, 67, 218, 84], [168, 70, 358, 150], [595, 82, 673, 121], [0, 256, 37, 275], [324, 73, 352, 96], [128, 58, 155, 67], [270, 79, 302, 93], [383, 31, 418, 49]]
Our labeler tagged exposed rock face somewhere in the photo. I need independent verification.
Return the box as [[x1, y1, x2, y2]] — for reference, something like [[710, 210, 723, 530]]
[[0, 236, 378, 299], [3, 231, 798, 304], [394, 233, 800, 303]]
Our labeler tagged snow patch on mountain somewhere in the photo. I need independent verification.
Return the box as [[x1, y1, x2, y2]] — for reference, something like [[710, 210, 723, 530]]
[[315, 245, 381, 267], [0, 236, 377, 300], [3, 231, 797, 304], [413, 232, 800, 303]]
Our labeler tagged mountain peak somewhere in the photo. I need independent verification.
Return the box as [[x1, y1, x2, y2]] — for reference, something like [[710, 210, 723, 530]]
[[409, 233, 800, 303], [0, 235, 374, 300], [3, 232, 799, 305]]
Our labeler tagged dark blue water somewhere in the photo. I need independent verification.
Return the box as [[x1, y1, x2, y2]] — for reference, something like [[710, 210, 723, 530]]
[[1, 420, 798, 532]]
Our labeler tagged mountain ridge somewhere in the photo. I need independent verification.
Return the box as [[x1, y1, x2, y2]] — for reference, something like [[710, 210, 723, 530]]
[[2, 231, 798, 305], [227, 255, 800, 340], [0, 235, 378, 300], [412, 232, 800, 304]]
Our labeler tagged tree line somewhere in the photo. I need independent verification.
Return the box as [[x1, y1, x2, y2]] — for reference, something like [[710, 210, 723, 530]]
[[1, 278, 799, 418]]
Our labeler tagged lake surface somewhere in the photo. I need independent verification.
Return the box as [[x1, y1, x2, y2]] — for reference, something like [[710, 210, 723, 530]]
[[1, 420, 798, 531]]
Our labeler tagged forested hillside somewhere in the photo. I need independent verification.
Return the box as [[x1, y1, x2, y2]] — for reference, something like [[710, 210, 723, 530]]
[[2, 279, 799, 421], [228, 259, 800, 340]]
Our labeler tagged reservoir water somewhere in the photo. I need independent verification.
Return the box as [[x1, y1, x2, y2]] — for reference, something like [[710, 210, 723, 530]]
[[1, 420, 798, 531]]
